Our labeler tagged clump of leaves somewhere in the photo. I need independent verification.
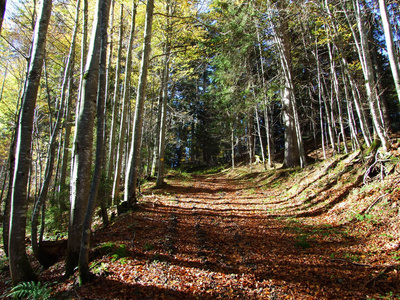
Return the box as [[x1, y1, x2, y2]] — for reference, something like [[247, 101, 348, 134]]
[[111, 244, 128, 262], [90, 261, 110, 276], [8, 281, 51, 300], [97, 241, 116, 252]]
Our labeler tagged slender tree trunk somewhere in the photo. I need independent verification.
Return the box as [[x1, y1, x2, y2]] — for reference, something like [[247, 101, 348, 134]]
[[9, 0, 52, 285], [66, 0, 104, 277], [255, 104, 266, 167], [125, 0, 155, 206], [378, 0, 400, 104], [58, 64, 74, 208], [156, 38, 171, 188], [107, 4, 123, 180], [31, 0, 80, 267], [353, 0, 390, 151], [112, 2, 136, 204], [79, 0, 111, 284], [270, 0, 305, 167], [327, 41, 348, 154], [2, 128, 16, 257]]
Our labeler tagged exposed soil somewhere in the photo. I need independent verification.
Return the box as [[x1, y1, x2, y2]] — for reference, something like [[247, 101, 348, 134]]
[[1, 149, 400, 299]]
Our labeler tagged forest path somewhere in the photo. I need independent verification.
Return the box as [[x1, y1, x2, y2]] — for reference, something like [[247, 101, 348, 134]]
[[51, 168, 399, 299]]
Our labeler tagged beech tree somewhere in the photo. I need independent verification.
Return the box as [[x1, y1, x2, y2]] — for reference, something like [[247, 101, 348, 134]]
[[378, 0, 400, 104], [79, 0, 111, 284], [66, 0, 109, 276], [8, 0, 52, 285], [125, 0, 155, 206]]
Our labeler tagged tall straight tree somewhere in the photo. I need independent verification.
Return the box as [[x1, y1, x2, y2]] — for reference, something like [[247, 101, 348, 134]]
[[268, 0, 306, 167], [125, 0, 155, 206], [31, 0, 81, 268], [79, 0, 111, 284], [8, 0, 52, 285], [352, 0, 390, 151], [107, 4, 124, 180], [156, 0, 173, 188], [378, 0, 400, 104], [111, 1, 137, 204], [66, 0, 105, 277]]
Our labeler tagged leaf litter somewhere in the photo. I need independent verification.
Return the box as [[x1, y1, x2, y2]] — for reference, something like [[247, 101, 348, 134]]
[[1, 149, 400, 299]]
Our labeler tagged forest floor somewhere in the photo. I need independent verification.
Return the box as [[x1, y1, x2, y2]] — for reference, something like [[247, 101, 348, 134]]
[[2, 146, 400, 299]]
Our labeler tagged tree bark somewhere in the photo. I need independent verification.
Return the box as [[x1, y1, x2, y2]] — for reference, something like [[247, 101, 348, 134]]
[[156, 10, 172, 188], [66, 0, 103, 277], [31, 0, 80, 268], [353, 0, 390, 151], [270, 0, 305, 168], [9, 0, 52, 285], [111, 2, 137, 204], [107, 3, 123, 180], [125, 0, 155, 206], [79, 0, 111, 284], [378, 0, 400, 104]]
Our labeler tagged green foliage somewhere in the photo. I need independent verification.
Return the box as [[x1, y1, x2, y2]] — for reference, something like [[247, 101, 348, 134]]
[[95, 242, 128, 262], [8, 281, 51, 300], [90, 261, 109, 276], [295, 235, 312, 249], [98, 241, 116, 252], [344, 252, 360, 262], [111, 244, 127, 262]]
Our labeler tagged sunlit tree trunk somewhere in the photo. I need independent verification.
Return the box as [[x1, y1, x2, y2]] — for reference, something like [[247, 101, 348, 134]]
[[107, 4, 123, 180], [125, 0, 155, 206], [156, 2, 172, 188], [66, 0, 104, 276], [9, 0, 52, 285], [31, 0, 80, 267], [255, 23, 271, 168], [79, 0, 111, 284], [270, 0, 306, 167], [112, 2, 136, 204], [327, 41, 348, 154], [156, 46, 170, 188], [255, 104, 265, 167], [378, 0, 400, 104], [353, 0, 390, 151]]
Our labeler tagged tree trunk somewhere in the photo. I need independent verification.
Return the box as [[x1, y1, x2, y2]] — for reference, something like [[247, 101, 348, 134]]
[[271, 0, 305, 168], [107, 3, 123, 180], [378, 0, 400, 104], [111, 2, 137, 204], [66, 0, 103, 277], [327, 41, 348, 154], [79, 0, 111, 284], [353, 0, 390, 151], [9, 0, 52, 285], [31, 0, 80, 268], [156, 29, 171, 188], [125, 0, 155, 206]]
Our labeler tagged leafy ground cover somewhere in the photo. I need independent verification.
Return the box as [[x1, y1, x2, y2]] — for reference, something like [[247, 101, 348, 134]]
[[1, 148, 400, 299]]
